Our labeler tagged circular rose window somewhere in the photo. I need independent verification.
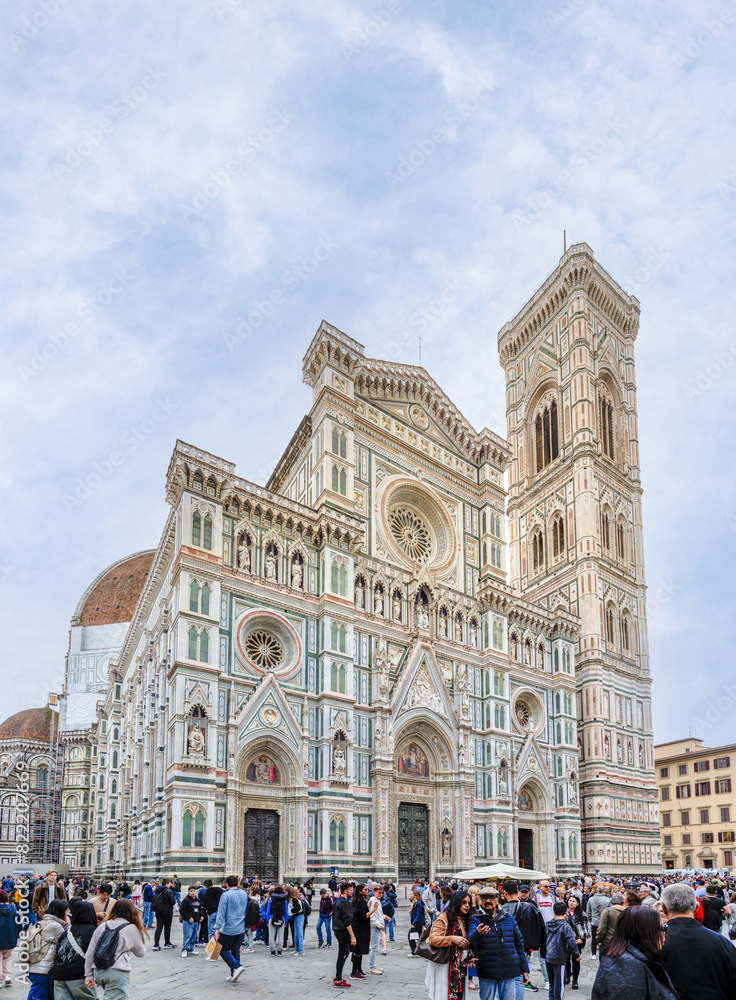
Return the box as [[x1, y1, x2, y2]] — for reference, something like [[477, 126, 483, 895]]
[[511, 689, 545, 736], [236, 610, 302, 679], [378, 477, 457, 573]]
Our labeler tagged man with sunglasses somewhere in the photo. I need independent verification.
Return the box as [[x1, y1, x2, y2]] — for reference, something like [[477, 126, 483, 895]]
[[469, 887, 529, 1000]]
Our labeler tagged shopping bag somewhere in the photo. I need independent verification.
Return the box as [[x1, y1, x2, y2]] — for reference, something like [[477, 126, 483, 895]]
[[205, 937, 221, 960]]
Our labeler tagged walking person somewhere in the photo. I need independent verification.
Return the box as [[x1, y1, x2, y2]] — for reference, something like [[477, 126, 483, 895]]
[[592, 906, 677, 1000], [595, 892, 625, 955], [532, 879, 556, 989], [332, 882, 356, 988], [26, 898, 70, 1000], [0, 890, 19, 988], [91, 885, 113, 926], [202, 879, 223, 942], [501, 880, 547, 997], [316, 889, 333, 949], [265, 884, 289, 957], [213, 875, 247, 983], [151, 879, 176, 950], [130, 882, 142, 911], [543, 902, 580, 1000], [660, 883, 736, 1000], [564, 896, 588, 990], [52, 900, 98, 1000], [384, 882, 397, 943], [32, 873, 68, 923], [422, 882, 438, 925], [349, 884, 371, 980], [179, 886, 203, 958], [287, 886, 305, 956], [367, 884, 387, 975], [586, 885, 611, 959], [425, 889, 471, 1000], [408, 889, 426, 956], [141, 883, 154, 929], [468, 886, 529, 999], [83, 899, 146, 1000]]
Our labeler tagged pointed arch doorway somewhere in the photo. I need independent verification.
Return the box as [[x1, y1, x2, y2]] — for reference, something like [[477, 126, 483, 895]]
[[398, 802, 429, 881]]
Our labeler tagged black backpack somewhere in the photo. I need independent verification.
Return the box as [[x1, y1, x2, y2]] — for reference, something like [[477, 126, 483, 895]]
[[301, 898, 312, 917], [150, 887, 164, 912], [270, 894, 286, 926], [245, 898, 261, 928], [93, 925, 121, 970]]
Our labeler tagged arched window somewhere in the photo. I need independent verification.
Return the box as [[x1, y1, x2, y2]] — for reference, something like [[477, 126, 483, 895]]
[[535, 399, 559, 472], [199, 629, 209, 663], [201, 583, 210, 616], [112, 751, 118, 769], [203, 514, 212, 549], [483, 542, 488, 565], [494, 704, 505, 729], [329, 820, 337, 850], [37, 767, 48, 789], [189, 580, 199, 612], [339, 626, 346, 653], [559, 828, 565, 854], [599, 392, 615, 459], [531, 530, 544, 573], [111, 779, 117, 795], [552, 516, 565, 559], [192, 511, 201, 546], [338, 664, 346, 694], [182, 809, 192, 847], [331, 662, 338, 691], [188, 626, 198, 660], [110, 802, 116, 820], [601, 510, 611, 552], [339, 564, 347, 596], [339, 468, 347, 495], [555, 692, 561, 713], [194, 811, 204, 847], [616, 520, 626, 560], [556, 722, 562, 744], [340, 432, 347, 459], [332, 464, 339, 492], [570, 834, 578, 859], [331, 623, 338, 649], [332, 427, 339, 454], [331, 562, 339, 594], [621, 613, 630, 653], [606, 606, 615, 646], [192, 472, 203, 491]]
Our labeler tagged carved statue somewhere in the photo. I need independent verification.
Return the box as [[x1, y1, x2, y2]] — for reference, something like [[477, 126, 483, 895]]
[[291, 560, 303, 590], [187, 725, 205, 755], [417, 604, 429, 630], [238, 537, 251, 572], [374, 590, 384, 616], [440, 613, 449, 638], [498, 767, 509, 794], [470, 623, 478, 648], [393, 596, 402, 623], [355, 584, 364, 609], [455, 618, 462, 642], [265, 549, 277, 582], [405, 666, 445, 717], [524, 643, 531, 665], [376, 638, 390, 699], [441, 829, 452, 859], [333, 746, 346, 776]]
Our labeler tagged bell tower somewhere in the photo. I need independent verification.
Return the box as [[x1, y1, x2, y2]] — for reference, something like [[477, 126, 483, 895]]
[[497, 244, 660, 873]]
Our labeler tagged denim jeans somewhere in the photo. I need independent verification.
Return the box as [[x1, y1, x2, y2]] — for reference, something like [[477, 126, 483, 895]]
[[182, 919, 198, 952], [218, 931, 244, 971], [514, 974, 526, 1000], [317, 914, 332, 945], [94, 969, 129, 1000], [28, 973, 53, 1000], [478, 980, 517, 1000], [369, 925, 382, 968], [387, 915, 394, 941], [143, 900, 153, 927], [208, 912, 218, 937], [537, 951, 548, 982], [293, 913, 305, 954]]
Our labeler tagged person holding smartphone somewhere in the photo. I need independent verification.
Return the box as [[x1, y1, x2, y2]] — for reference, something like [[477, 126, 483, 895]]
[[468, 887, 529, 999]]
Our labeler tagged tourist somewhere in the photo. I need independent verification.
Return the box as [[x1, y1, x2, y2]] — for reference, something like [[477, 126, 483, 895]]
[[564, 895, 588, 990], [349, 883, 371, 980], [468, 886, 529, 998], [179, 885, 203, 957], [592, 906, 677, 1000], [213, 875, 247, 982], [544, 902, 580, 1000], [532, 879, 555, 988], [367, 884, 388, 975], [32, 872, 68, 922], [265, 884, 289, 957], [287, 886, 305, 956], [422, 882, 438, 925], [141, 881, 155, 929], [83, 899, 146, 999], [660, 883, 736, 1000], [332, 882, 356, 989], [425, 889, 471, 1000], [0, 890, 19, 987], [172, 876, 181, 907], [595, 892, 625, 955], [380, 887, 395, 952], [501, 880, 547, 997], [701, 883, 732, 934], [52, 900, 98, 1000], [243, 887, 261, 953], [151, 878, 176, 950], [202, 879, 223, 941], [408, 889, 427, 955], [91, 884, 114, 925], [130, 882, 142, 910], [26, 899, 69, 1000], [586, 884, 611, 958], [317, 888, 333, 949]]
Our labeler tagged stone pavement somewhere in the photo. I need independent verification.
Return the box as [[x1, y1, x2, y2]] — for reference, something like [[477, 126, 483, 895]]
[[126, 906, 599, 1000]]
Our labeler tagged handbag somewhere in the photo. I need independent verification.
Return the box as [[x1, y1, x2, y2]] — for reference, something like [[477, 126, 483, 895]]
[[415, 924, 450, 964]]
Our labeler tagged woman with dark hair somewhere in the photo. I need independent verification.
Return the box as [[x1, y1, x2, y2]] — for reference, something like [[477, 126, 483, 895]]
[[53, 900, 98, 999], [26, 898, 69, 1000], [0, 889, 19, 987], [408, 890, 426, 955], [565, 895, 589, 990], [83, 899, 146, 999], [592, 906, 677, 1000], [425, 889, 471, 1000], [349, 884, 370, 980]]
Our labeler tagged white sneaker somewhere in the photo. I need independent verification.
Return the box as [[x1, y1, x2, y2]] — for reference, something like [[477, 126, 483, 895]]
[[181, 950, 188, 958], [231, 966, 245, 982]]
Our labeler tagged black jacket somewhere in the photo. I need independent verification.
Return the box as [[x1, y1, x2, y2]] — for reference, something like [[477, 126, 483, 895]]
[[155, 887, 177, 912], [52, 902, 97, 982], [180, 895, 201, 922], [592, 944, 677, 1000], [502, 899, 547, 957], [468, 912, 529, 981], [662, 916, 736, 1000], [332, 896, 352, 934], [202, 886, 223, 915]]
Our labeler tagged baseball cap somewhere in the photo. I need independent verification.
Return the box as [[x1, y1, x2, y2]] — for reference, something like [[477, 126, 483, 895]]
[[519, 884, 530, 892]]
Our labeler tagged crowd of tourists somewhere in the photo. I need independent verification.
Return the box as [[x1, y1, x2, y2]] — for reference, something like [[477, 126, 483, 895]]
[[1, 868, 736, 999]]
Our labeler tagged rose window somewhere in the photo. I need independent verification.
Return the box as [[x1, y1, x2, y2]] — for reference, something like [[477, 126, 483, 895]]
[[515, 701, 532, 728], [388, 506, 434, 563], [244, 629, 284, 670]]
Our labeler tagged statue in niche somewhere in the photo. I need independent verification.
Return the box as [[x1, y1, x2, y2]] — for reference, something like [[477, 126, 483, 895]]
[[393, 596, 402, 623], [524, 643, 531, 665], [458, 741, 466, 766], [187, 725, 205, 755], [569, 777, 578, 805], [440, 612, 449, 638], [355, 584, 364, 609], [374, 589, 384, 616], [417, 604, 429, 630], [455, 618, 463, 642], [265, 548, 277, 582], [498, 765, 509, 795], [374, 725, 383, 750], [238, 536, 251, 572], [375, 639, 390, 699], [333, 746, 346, 776], [441, 828, 452, 859], [291, 559, 303, 590], [470, 622, 479, 647]]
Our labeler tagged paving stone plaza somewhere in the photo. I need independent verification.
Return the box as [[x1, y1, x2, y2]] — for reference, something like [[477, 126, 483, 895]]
[[128, 898, 597, 1000]]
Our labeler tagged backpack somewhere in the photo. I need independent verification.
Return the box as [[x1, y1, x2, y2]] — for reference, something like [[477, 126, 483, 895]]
[[92, 924, 121, 970], [270, 895, 286, 926], [26, 924, 53, 966], [301, 898, 312, 917], [245, 898, 261, 928], [150, 887, 164, 912]]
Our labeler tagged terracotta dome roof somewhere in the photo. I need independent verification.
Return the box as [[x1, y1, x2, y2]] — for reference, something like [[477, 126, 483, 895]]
[[0, 707, 58, 742], [78, 551, 155, 626]]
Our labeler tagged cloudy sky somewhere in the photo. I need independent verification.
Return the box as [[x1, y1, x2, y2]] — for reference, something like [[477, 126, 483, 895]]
[[2, 0, 734, 747]]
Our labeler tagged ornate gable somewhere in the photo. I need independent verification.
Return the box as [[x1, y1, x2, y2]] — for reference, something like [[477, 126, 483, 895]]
[[235, 674, 303, 750]]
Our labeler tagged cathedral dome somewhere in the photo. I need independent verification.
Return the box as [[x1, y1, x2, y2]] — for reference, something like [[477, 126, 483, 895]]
[[0, 706, 57, 742], [74, 550, 155, 626]]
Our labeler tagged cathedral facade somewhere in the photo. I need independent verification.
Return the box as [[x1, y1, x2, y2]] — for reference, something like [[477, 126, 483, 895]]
[[55, 243, 660, 880]]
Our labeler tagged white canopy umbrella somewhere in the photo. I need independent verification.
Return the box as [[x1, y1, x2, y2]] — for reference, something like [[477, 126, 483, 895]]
[[454, 863, 550, 882]]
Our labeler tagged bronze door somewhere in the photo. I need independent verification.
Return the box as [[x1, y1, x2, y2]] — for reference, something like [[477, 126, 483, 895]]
[[518, 828, 534, 870], [243, 808, 279, 881], [398, 802, 429, 881]]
